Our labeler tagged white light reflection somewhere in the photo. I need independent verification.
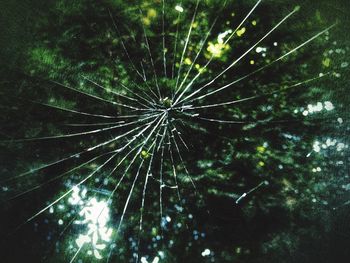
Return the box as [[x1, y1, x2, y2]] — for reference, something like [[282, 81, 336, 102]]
[[140, 256, 161, 263], [201, 248, 211, 257], [301, 101, 334, 116], [175, 5, 184, 13], [68, 186, 113, 260], [312, 138, 347, 154]]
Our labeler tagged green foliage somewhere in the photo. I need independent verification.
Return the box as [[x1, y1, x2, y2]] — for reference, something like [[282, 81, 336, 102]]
[[0, 0, 349, 263]]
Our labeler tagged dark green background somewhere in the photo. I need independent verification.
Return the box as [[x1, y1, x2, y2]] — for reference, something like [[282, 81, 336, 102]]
[[0, 0, 349, 262]]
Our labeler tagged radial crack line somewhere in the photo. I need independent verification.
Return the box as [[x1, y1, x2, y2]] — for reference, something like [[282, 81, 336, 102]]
[[172, 0, 262, 105], [6, 112, 159, 142], [3, 151, 112, 202], [2, 115, 159, 183], [51, 80, 148, 111], [174, 0, 229, 97], [180, 73, 330, 110], [171, 0, 183, 81], [174, 0, 200, 93], [20, 153, 118, 229], [174, 4, 300, 106], [138, 7, 162, 98], [108, 9, 146, 82], [185, 24, 336, 103], [30, 101, 120, 119]]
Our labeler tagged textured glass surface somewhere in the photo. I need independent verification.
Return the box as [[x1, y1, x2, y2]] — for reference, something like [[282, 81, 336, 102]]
[[0, 0, 349, 262]]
